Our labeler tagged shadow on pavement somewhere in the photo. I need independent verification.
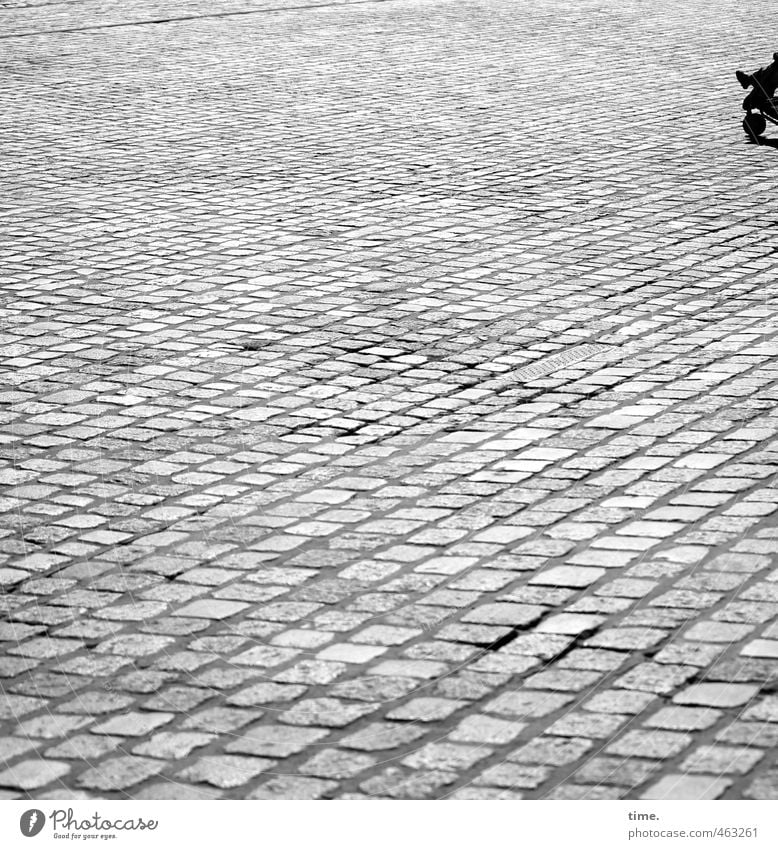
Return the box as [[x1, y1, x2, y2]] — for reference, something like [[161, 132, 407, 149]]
[[746, 134, 778, 149]]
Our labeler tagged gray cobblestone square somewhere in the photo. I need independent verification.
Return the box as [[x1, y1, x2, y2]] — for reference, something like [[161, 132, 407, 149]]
[[2, 0, 778, 801]]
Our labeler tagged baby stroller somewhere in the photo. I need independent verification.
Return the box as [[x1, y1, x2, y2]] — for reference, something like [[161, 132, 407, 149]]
[[738, 52, 778, 139]]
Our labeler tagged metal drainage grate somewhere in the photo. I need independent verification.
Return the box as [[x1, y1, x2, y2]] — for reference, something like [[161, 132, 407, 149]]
[[511, 343, 614, 383]]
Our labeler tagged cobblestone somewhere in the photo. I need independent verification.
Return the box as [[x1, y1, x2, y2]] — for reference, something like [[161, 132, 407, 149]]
[[642, 775, 733, 801], [1, 0, 778, 801], [177, 755, 275, 789]]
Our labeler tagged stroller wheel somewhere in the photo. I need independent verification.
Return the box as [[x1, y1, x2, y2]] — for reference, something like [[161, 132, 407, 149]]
[[743, 113, 766, 140]]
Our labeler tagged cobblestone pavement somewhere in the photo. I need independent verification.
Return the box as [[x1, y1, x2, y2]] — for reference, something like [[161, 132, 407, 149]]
[[2, 0, 778, 801]]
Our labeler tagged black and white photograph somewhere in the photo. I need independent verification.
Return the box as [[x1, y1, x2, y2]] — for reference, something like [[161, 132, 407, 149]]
[[1, 0, 778, 839]]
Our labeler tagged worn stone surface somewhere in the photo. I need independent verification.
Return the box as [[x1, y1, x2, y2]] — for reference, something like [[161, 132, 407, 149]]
[[1, 0, 778, 801]]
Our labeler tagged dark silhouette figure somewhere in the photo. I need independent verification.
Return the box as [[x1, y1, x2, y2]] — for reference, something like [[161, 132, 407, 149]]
[[737, 52, 778, 139], [737, 53, 778, 113]]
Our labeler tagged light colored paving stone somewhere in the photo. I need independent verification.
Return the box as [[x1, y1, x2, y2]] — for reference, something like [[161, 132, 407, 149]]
[[642, 775, 733, 800]]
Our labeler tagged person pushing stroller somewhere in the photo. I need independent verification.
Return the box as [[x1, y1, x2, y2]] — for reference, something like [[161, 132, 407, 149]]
[[737, 52, 778, 138]]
